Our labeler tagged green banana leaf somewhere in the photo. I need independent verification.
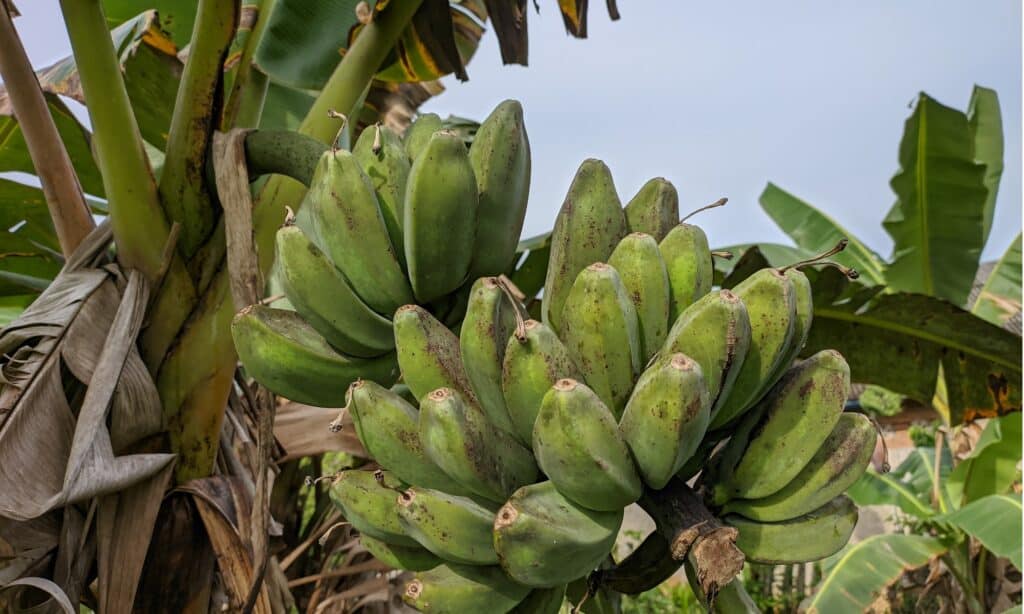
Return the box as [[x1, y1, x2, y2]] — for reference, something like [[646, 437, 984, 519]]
[[804, 267, 1022, 424], [883, 93, 988, 307], [712, 243, 813, 284], [946, 412, 1021, 506], [508, 232, 552, 303], [101, 0, 199, 46], [967, 85, 1004, 244], [0, 93, 104, 197], [857, 385, 905, 416], [256, 0, 484, 91], [27, 10, 181, 151], [847, 446, 952, 518], [758, 183, 887, 285], [972, 233, 1022, 328], [802, 535, 948, 614], [938, 494, 1022, 568]]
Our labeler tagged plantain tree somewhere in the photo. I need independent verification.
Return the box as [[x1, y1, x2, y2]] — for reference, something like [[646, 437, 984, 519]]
[[0, 1, 621, 611]]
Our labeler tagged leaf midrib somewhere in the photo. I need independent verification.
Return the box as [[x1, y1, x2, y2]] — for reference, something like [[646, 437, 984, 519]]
[[916, 100, 933, 295], [815, 305, 1020, 372]]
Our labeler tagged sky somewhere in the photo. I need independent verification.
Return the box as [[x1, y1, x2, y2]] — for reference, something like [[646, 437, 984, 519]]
[[10, 1, 1023, 259]]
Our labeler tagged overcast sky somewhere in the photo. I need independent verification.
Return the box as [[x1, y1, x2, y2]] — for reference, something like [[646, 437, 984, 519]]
[[11, 1, 1022, 259]]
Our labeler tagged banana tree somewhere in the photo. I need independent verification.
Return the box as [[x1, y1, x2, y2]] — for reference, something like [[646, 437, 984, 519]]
[[716, 86, 1022, 426], [0, 1, 623, 611]]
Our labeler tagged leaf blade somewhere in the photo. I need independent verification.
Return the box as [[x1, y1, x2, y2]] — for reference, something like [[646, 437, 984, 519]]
[[940, 494, 1022, 568], [759, 182, 887, 284], [971, 233, 1021, 327], [967, 85, 1004, 244], [883, 93, 988, 306]]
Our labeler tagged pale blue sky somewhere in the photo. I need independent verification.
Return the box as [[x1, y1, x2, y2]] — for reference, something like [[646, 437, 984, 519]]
[[11, 1, 1023, 259]]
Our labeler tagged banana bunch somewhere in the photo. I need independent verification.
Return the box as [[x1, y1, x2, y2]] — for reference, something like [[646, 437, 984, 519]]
[[320, 158, 874, 612], [232, 100, 531, 407]]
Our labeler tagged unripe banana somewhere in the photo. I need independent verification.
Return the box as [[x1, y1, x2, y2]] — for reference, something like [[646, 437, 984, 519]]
[[559, 263, 642, 417], [305, 149, 414, 315], [709, 269, 798, 430], [347, 379, 469, 494], [542, 159, 627, 335], [231, 306, 398, 407], [532, 379, 642, 511], [460, 278, 519, 434], [329, 470, 414, 546], [397, 487, 499, 565], [419, 388, 538, 502], [722, 412, 875, 522], [623, 177, 679, 241], [404, 131, 479, 302], [404, 112, 444, 161], [404, 563, 530, 613], [361, 534, 441, 572], [510, 586, 566, 614], [501, 319, 582, 445], [608, 233, 671, 361], [275, 224, 394, 357], [770, 268, 813, 381], [619, 354, 710, 489], [394, 305, 476, 403], [493, 481, 623, 588], [725, 495, 858, 564], [711, 350, 851, 502], [468, 100, 531, 278], [353, 123, 411, 268], [662, 290, 751, 418], [659, 223, 713, 322]]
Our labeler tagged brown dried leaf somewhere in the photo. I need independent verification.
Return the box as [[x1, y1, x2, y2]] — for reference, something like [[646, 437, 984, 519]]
[[274, 402, 366, 462]]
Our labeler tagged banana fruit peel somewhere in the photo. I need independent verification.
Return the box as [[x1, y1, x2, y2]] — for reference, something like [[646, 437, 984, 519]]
[[236, 120, 872, 609], [236, 101, 533, 408]]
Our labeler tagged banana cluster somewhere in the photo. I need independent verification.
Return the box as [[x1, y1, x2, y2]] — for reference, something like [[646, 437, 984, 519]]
[[231, 100, 531, 407], [326, 159, 874, 613]]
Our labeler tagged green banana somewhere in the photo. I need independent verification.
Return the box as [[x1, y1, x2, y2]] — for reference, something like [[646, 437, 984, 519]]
[[404, 131, 479, 303], [722, 412, 875, 522], [361, 534, 441, 572], [404, 112, 444, 161], [394, 305, 476, 403], [608, 233, 671, 361], [460, 277, 519, 434], [726, 495, 858, 564], [419, 387, 538, 502], [623, 177, 679, 242], [532, 378, 642, 511], [275, 224, 394, 357], [542, 159, 627, 335], [493, 481, 623, 588], [709, 269, 798, 430], [510, 586, 566, 614], [662, 289, 751, 418], [769, 268, 813, 381], [501, 319, 582, 445], [659, 223, 713, 323], [397, 487, 499, 565], [231, 306, 398, 407], [404, 563, 530, 614], [346, 379, 469, 494], [353, 123, 410, 268], [711, 350, 851, 502], [468, 100, 531, 278], [305, 149, 414, 315], [619, 353, 710, 489], [559, 263, 642, 416], [329, 470, 414, 546]]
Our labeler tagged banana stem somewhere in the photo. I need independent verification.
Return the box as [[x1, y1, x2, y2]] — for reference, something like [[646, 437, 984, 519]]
[[58, 0, 170, 279], [221, 0, 276, 129], [0, 2, 94, 255], [680, 197, 728, 223], [639, 480, 745, 600], [975, 547, 988, 606], [159, 0, 239, 259]]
